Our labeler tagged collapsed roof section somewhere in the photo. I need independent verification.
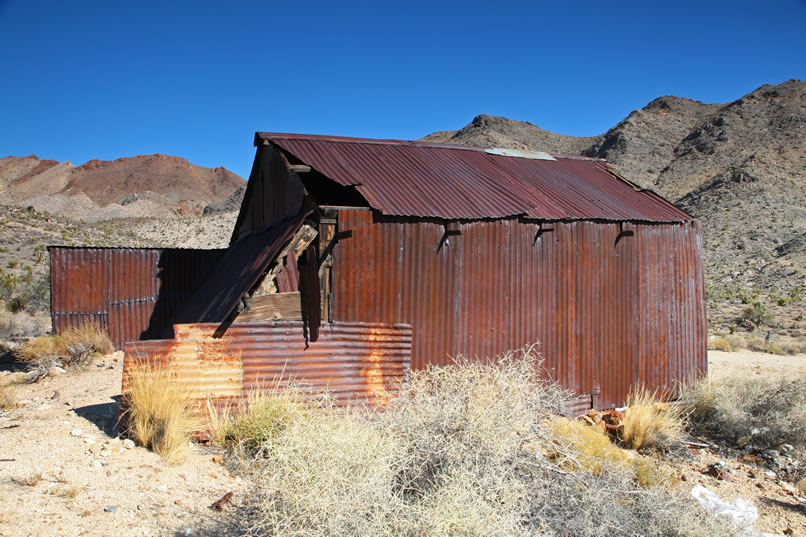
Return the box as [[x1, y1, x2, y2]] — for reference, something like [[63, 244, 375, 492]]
[[255, 132, 692, 223], [171, 208, 312, 329]]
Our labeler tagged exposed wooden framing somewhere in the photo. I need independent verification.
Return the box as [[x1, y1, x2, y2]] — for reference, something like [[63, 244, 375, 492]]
[[237, 292, 302, 322], [287, 164, 312, 173], [319, 213, 337, 322], [253, 224, 318, 296]]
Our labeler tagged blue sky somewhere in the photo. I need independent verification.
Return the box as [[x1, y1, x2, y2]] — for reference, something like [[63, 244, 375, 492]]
[[1, 1, 804, 179]]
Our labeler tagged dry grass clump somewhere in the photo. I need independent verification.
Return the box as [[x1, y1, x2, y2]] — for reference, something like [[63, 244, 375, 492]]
[[709, 332, 806, 356], [251, 406, 406, 536], [121, 361, 198, 464], [60, 321, 114, 358], [0, 380, 16, 411], [14, 322, 113, 380], [707, 336, 735, 352], [683, 374, 806, 450], [620, 387, 686, 450], [547, 418, 674, 489], [207, 387, 307, 454], [240, 348, 727, 537]]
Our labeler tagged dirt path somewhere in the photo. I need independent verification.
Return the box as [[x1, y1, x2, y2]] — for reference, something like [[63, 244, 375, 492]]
[[708, 349, 806, 380], [0, 354, 246, 537]]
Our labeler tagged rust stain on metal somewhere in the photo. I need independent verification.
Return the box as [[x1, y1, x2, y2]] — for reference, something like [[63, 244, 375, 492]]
[[122, 321, 412, 431], [332, 210, 706, 409]]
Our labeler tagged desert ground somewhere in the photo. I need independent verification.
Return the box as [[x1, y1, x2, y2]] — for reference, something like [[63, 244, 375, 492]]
[[0, 349, 805, 537]]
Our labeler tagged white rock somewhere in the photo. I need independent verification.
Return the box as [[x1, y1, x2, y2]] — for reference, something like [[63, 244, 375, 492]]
[[92, 460, 103, 469], [122, 439, 135, 449], [157, 484, 168, 491], [71, 429, 83, 437], [51, 366, 67, 375], [100, 449, 111, 458], [84, 438, 96, 445]]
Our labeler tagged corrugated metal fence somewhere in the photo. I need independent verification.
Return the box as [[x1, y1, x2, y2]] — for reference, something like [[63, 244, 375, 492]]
[[332, 210, 707, 409], [122, 322, 412, 426], [50, 247, 225, 349]]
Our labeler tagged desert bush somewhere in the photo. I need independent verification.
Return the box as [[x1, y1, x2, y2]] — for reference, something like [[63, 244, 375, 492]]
[[249, 405, 407, 537], [122, 361, 198, 464], [683, 374, 806, 451], [620, 387, 686, 450], [14, 322, 112, 380], [240, 349, 727, 537], [12, 270, 50, 313], [0, 269, 49, 313], [207, 387, 307, 454], [740, 300, 774, 328]]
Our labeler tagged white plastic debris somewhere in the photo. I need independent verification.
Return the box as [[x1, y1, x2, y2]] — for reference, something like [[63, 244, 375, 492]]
[[691, 484, 758, 530]]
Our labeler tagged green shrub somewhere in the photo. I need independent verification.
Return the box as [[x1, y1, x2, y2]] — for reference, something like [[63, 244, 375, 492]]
[[208, 387, 307, 454], [741, 300, 774, 327]]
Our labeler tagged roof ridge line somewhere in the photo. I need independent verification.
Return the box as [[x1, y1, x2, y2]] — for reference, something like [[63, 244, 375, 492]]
[[255, 132, 604, 161]]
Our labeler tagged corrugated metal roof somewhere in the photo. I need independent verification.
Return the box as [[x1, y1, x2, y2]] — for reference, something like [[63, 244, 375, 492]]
[[172, 209, 310, 325], [255, 132, 691, 222]]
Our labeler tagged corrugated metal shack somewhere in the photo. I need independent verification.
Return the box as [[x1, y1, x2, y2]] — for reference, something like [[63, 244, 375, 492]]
[[226, 133, 707, 409], [50, 132, 707, 411]]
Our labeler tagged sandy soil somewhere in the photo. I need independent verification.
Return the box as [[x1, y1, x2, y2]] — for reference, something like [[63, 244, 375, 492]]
[[708, 348, 806, 380], [687, 350, 806, 535], [1, 349, 805, 537], [0, 354, 247, 537]]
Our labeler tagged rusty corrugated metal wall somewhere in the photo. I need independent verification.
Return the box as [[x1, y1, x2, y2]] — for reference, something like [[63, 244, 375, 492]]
[[331, 210, 707, 409], [50, 247, 225, 349], [123, 322, 412, 421]]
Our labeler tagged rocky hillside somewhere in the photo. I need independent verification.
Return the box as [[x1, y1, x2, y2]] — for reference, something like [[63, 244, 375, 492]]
[[0, 154, 245, 221], [421, 80, 806, 306]]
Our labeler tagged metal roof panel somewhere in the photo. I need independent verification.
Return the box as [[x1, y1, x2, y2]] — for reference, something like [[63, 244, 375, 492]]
[[257, 132, 691, 222]]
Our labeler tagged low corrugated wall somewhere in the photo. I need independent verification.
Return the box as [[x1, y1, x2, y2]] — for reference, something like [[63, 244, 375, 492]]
[[122, 321, 412, 430]]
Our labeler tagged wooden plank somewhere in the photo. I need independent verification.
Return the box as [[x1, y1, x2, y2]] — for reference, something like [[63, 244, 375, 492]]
[[287, 164, 311, 173], [237, 292, 302, 322], [254, 224, 317, 296]]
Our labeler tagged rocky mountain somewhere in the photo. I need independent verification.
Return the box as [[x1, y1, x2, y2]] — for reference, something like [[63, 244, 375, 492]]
[[0, 154, 245, 220], [421, 80, 806, 304], [422, 114, 599, 156]]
